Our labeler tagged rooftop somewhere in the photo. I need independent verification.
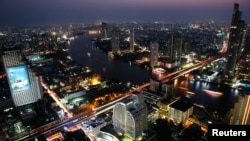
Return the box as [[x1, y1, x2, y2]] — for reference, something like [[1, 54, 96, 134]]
[[169, 98, 193, 111]]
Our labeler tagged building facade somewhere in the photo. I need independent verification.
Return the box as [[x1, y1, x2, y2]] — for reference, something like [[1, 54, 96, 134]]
[[150, 40, 159, 69], [168, 33, 183, 63], [168, 98, 193, 124], [2, 50, 43, 107], [101, 22, 109, 39], [225, 3, 247, 77], [130, 29, 135, 52], [113, 93, 147, 140], [111, 27, 120, 54]]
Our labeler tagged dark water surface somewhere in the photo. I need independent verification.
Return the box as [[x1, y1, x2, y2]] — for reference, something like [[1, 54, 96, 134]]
[[68, 34, 150, 85], [69, 34, 239, 116]]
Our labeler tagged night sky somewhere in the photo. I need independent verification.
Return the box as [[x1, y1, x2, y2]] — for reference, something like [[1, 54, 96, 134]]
[[0, 0, 250, 26]]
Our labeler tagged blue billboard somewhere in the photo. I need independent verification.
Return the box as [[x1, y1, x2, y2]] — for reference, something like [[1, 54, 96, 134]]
[[6, 65, 30, 93]]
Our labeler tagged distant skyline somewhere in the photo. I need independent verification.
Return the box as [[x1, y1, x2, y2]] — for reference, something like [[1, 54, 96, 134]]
[[0, 0, 250, 26]]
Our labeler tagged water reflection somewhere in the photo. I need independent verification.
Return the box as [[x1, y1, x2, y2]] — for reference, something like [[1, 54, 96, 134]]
[[174, 76, 238, 116], [69, 34, 238, 117]]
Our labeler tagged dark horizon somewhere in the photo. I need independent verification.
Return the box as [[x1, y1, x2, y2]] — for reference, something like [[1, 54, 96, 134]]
[[0, 0, 250, 26]]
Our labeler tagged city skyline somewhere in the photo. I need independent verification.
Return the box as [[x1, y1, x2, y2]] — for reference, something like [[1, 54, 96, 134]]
[[1, 2, 250, 140], [1, 0, 250, 26]]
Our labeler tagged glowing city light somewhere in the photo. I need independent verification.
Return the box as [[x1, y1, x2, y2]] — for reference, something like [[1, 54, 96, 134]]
[[90, 75, 101, 85], [39, 77, 72, 118]]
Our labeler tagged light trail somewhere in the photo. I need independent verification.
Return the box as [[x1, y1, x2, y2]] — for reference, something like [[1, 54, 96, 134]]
[[39, 77, 72, 118], [185, 91, 195, 96], [242, 95, 250, 125], [178, 87, 189, 91], [202, 89, 222, 97]]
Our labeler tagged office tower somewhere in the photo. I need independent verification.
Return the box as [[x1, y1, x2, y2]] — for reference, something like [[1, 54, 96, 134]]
[[41, 33, 49, 53], [111, 27, 120, 54], [239, 25, 248, 57], [101, 22, 108, 39], [149, 40, 160, 92], [225, 3, 247, 76], [51, 32, 58, 51], [183, 40, 191, 54], [31, 34, 39, 52], [242, 35, 250, 59], [150, 40, 159, 69], [41, 33, 49, 47], [229, 94, 250, 125], [168, 33, 183, 62], [2, 50, 43, 107], [113, 93, 147, 140], [129, 29, 134, 52]]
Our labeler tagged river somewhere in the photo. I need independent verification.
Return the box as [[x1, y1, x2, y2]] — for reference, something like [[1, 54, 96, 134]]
[[68, 34, 239, 117]]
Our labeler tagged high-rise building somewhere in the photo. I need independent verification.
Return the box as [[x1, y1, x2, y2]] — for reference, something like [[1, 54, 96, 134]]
[[51, 32, 58, 51], [150, 40, 159, 69], [41, 33, 49, 48], [168, 33, 183, 62], [129, 29, 135, 52], [113, 93, 147, 140], [241, 35, 250, 58], [31, 34, 39, 52], [111, 27, 120, 54], [229, 94, 250, 125], [2, 50, 43, 107], [101, 22, 108, 39], [225, 3, 247, 77], [183, 40, 191, 54], [149, 40, 160, 92]]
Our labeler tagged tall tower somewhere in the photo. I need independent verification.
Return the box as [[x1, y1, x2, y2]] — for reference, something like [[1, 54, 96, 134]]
[[225, 3, 247, 77], [168, 33, 183, 62], [51, 32, 58, 51], [31, 34, 39, 52], [150, 40, 159, 69], [2, 50, 43, 107], [101, 22, 108, 39], [149, 40, 160, 91], [113, 93, 147, 140], [111, 27, 120, 54], [129, 29, 135, 52], [183, 40, 191, 54]]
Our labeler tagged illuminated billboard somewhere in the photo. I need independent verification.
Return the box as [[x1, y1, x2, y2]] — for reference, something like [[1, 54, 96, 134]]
[[6, 65, 30, 93]]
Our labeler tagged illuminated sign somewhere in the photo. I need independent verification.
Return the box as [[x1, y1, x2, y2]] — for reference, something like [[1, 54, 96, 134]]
[[6, 65, 30, 92]]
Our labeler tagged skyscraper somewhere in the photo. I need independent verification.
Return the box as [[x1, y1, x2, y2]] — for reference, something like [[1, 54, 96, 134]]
[[225, 3, 247, 77], [31, 34, 39, 52], [168, 33, 183, 62], [113, 93, 147, 140], [41, 33, 49, 48], [183, 40, 191, 54], [101, 22, 108, 39], [150, 40, 159, 69], [129, 29, 135, 52], [51, 32, 58, 51], [111, 27, 120, 54], [2, 50, 43, 107]]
